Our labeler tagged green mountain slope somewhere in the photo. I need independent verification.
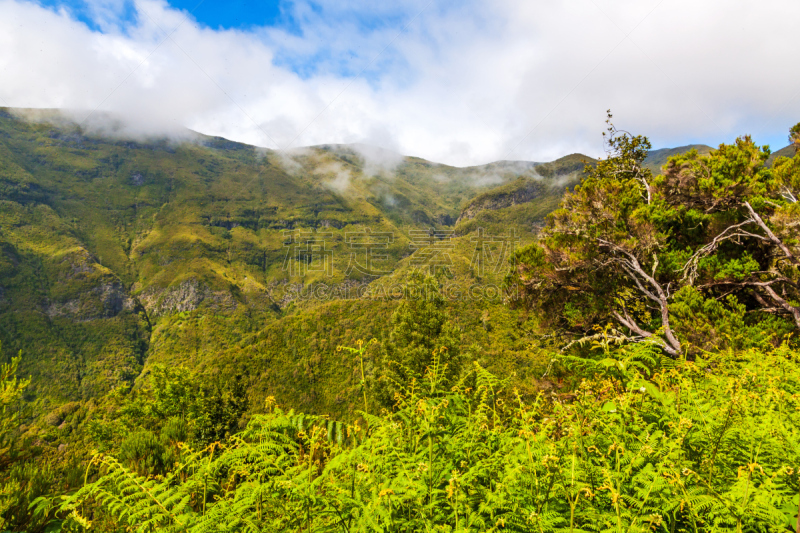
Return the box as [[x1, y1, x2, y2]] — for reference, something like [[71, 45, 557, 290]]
[[0, 108, 587, 415], [766, 144, 796, 166], [644, 144, 714, 174], [454, 153, 594, 235], [1, 107, 731, 419]]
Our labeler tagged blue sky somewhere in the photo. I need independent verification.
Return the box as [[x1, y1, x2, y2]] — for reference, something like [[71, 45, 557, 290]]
[[167, 0, 286, 30], [34, 0, 418, 80], [2, 0, 799, 165], [37, 0, 288, 30]]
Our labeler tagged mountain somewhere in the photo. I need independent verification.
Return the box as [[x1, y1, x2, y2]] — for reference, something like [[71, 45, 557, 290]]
[[0, 107, 727, 418], [646, 142, 797, 172], [644, 144, 715, 174], [766, 144, 796, 166], [454, 154, 593, 229], [0, 108, 589, 416]]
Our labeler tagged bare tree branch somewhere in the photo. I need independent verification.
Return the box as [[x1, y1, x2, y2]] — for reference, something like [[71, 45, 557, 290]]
[[697, 277, 798, 290], [744, 201, 800, 266], [680, 218, 765, 283], [747, 307, 783, 314], [617, 261, 660, 303], [597, 238, 682, 356], [753, 291, 771, 309], [611, 310, 678, 357], [780, 186, 797, 204], [760, 284, 800, 330]]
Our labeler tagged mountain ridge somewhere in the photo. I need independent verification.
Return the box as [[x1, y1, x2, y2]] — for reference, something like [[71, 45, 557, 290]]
[[0, 108, 567, 410], [0, 107, 729, 416]]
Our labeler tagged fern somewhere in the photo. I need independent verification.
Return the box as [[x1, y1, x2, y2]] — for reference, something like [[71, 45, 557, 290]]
[[57, 343, 800, 532]]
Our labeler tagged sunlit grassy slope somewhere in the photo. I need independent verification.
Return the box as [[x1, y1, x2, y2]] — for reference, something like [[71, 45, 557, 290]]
[[0, 108, 594, 414]]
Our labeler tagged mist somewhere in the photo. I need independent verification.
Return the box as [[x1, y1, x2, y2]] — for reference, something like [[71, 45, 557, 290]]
[[1, 0, 798, 166]]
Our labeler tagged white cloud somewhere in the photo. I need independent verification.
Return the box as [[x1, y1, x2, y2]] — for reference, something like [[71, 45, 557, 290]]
[[0, 0, 798, 166], [315, 161, 352, 194]]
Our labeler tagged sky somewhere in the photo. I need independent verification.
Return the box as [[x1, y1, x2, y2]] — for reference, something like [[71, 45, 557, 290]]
[[0, 0, 799, 166]]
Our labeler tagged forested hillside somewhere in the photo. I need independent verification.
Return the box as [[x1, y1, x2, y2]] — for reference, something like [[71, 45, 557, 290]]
[[1, 109, 799, 532], [0, 108, 588, 415]]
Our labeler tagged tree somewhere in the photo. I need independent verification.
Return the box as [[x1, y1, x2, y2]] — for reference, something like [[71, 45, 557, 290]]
[[0, 348, 28, 464], [194, 374, 249, 445], [0, 347, 30, 532], [661, 135, 800, 336], [790, 121, 800, 153], [507, 113, 800, 357], [115, 365, 249, 447], [376, 273, 462, 407]]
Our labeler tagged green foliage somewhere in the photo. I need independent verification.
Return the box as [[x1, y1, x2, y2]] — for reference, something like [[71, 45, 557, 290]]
[[376, 274, 463, 408], [643, 144, 715, 175], [0, 108, 565, 418], [118, 430, 172, 476], [0, 348, 29, 531], [56, 341, 800, 532], [7, 108, 800, 532], [91, 364, 249, 454], [0, 346, 29, 456], [789, 122, 800, 152], [509, 113, 800, 358]]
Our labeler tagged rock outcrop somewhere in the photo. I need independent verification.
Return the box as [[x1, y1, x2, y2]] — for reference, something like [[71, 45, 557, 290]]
[[137, 279, 238, 316], [455, 178, 544, 225]]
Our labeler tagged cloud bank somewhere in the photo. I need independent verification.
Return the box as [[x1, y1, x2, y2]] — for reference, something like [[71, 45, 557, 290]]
[[1, 0, 798, 166]]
